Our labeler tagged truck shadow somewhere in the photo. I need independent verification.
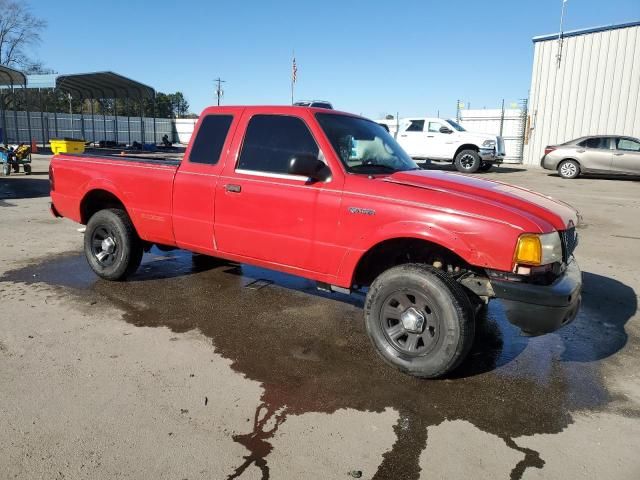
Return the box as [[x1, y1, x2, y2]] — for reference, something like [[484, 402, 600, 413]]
[[2, 253, 636, 480], [0, 177, 50, 203]]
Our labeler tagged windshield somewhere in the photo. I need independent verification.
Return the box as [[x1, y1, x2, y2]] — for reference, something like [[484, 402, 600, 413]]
[[446, 119, 466, 132], [316, 113, 418, 174]]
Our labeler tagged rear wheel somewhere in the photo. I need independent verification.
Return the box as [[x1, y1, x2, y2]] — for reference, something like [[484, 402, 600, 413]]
[[558, 160, 580, 179], [364, 264, 475, 378], [454, 150, 481, 173], [84, 208, 143, 280], [2, 164, 10, 176], [23, 164, 32, 175]]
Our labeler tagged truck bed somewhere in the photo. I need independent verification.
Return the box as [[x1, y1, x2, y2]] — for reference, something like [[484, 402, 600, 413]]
[[62, 152, 182, 167], [51, 152, 180, 246]]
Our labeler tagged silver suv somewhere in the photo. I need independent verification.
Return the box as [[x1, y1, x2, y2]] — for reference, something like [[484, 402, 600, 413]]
[[541, 135, 640, 179]]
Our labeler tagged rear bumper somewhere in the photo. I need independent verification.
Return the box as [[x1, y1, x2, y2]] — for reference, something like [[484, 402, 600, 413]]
[[490, 260, 582, 335]]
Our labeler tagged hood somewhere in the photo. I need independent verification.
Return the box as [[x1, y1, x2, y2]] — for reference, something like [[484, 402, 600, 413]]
[[384, 170, 578, 232]]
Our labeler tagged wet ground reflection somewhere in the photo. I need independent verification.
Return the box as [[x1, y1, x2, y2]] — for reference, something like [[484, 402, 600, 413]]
[[3, 249, 635, 479]]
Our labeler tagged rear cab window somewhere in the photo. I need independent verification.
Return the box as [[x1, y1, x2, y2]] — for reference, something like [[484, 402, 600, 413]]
[[189, 115, 234, 164], [405, 120, 424, 132], [237, 115, 320, 176]]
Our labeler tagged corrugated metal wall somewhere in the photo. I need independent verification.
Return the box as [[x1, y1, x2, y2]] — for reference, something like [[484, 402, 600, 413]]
[[524, 24, 640, 165]]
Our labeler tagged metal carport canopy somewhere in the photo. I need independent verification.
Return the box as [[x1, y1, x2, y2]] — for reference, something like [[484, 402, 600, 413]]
[[55, 71, 155, 99], [0, 65, 27, 87]]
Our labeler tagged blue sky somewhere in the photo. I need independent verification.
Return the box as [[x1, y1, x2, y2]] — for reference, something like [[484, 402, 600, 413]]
[[28, 0, 640, 118]]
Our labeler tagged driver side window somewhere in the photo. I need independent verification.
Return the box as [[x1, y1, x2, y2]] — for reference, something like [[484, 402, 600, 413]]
[[616, 138, 640, 152], [428, 122, 445, 133], [237, 115, 319, 175]]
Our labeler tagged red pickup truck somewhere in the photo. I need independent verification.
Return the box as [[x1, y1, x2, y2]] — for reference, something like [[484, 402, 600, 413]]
[[49, 106, 582, 378]]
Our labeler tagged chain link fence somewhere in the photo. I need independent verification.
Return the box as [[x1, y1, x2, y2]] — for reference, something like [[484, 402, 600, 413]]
[[456, 99, 528, 163], [0, 109, 174, 146]]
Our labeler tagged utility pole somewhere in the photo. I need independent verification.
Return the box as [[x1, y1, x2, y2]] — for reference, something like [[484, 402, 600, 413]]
[[214, 78, 226, 106], [557, 0, 569, 67]]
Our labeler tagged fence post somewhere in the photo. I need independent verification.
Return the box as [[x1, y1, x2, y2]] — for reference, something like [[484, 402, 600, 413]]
[[113, 99, 118, 145], [13, 86, 19, 143], [24, 86, 33, 145], [0, 90, 6, 145], [39, 89, 46, 149], [499, 99, 505, 137], [90, 98, 96, 144]]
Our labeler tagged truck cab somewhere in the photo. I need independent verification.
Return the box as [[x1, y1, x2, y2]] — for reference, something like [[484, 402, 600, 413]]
[[395, 117, 505, 173]]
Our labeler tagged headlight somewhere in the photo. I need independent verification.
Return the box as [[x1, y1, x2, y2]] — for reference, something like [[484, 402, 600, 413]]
[[514, 232, 563, 266], [482, 139, 496, 147]]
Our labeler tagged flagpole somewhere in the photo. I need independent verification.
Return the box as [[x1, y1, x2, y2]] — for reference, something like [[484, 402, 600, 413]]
[[291, 51, 295, 105]]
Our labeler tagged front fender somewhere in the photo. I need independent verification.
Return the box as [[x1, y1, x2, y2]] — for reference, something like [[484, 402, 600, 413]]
[[336, 220, 477, 287]]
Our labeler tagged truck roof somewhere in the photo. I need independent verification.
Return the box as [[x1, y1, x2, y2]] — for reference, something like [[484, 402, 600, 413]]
[[199, 105, 361, 118]]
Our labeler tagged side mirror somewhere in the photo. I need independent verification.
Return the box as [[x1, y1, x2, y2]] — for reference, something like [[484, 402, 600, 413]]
[[288, 154, 331, 182], [439, 126, 453, 134]]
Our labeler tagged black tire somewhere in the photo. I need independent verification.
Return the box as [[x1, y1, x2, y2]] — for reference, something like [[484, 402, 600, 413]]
[[2, 164, 10, 176], [454, 149, 482, 173], [23, 164, 32, 175], [479, 162, 493, 172], [364, 264, 475, 378], [84, 208, 143, 280], [558, 160, 580, 179]]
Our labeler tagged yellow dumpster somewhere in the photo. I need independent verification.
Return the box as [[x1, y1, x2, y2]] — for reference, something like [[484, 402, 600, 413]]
[[50, 138, 86, 155]]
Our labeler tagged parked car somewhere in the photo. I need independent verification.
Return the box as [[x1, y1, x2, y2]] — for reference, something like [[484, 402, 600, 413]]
[[393, 118, 505, 173], [541, 135, 640, 179], [50, 105, 581, 379], [294, 100, 333, 109]]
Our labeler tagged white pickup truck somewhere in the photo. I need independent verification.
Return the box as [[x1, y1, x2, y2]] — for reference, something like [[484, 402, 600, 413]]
[[387, 118, 505, 173]]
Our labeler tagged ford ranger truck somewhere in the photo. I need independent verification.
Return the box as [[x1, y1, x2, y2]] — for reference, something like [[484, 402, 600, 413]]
[[393, 117, 505, 173], [49, 106, 581, 378]]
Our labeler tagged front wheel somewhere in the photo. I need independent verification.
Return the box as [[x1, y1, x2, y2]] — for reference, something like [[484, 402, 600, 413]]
[[84, 208, 143, 280], [454, 150, 482, 173], [364, 264, 475, 378]]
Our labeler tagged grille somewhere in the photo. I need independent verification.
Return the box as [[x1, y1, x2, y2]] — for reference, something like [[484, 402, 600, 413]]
[[559, 227, 578, 262]]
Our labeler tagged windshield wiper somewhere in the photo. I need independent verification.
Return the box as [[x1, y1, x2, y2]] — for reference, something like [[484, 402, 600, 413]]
[[350, 164, 398, 173]]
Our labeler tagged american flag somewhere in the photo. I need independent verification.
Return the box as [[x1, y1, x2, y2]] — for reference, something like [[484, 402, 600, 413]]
[[292, 57, 297, 84]]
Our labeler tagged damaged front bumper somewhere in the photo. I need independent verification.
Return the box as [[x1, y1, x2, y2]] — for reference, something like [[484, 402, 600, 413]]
[[490, 260, 582, 335]]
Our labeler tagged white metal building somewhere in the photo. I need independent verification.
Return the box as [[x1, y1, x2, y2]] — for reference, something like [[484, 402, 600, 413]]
[[523, 21, 640, 166]]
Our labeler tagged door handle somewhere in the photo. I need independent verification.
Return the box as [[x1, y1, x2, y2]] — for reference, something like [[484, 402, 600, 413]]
[[426, 135, 434, 138], [400, 134, 408, 137], [576, 149, 585, 153], [225, 184, 241, 193], [613, 153, 624, 156]]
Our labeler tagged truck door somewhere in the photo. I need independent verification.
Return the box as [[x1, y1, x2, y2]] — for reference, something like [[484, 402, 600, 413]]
[[214, 112, 343, 275], [172, 112, 238, 253], [397, 120, 426, 157], [423, 120, 455, 159]]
